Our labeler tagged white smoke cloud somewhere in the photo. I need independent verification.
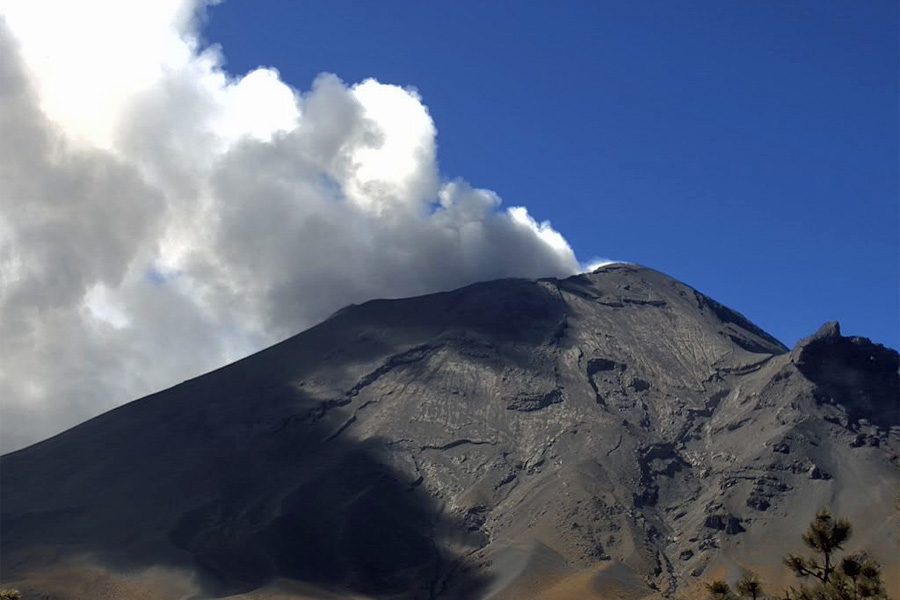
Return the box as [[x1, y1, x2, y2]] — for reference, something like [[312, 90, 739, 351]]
[[0, 0, 584, 452]]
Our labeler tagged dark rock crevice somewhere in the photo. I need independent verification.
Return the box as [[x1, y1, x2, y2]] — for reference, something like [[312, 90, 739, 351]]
[[505, 388, 563, 412], [421, 439, 498, 451]]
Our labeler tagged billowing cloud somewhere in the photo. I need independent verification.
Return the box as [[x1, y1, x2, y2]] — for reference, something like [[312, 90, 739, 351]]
[[0, 0, 583, 452]]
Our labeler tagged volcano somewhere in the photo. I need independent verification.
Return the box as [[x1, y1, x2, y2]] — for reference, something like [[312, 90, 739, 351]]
[[2, 264, 897, 599]]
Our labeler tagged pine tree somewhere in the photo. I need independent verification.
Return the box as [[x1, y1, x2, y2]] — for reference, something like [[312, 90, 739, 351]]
[[784, 508, 852, 585], [781, 509, 889, 600], [737, 572, 765, 600]]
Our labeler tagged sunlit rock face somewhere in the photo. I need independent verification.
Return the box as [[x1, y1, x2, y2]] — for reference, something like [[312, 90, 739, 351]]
[[2, 265, 897, 600]]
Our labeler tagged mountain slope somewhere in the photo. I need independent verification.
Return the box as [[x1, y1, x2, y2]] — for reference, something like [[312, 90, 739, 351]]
[[1, 264, 897, 600]]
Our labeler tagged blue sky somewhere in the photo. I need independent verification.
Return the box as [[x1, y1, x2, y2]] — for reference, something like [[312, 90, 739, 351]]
[[205, 1, 899, 349]]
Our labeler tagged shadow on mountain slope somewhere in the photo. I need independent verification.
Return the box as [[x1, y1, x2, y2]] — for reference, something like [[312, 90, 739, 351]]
[[1, 373, 488, 600]]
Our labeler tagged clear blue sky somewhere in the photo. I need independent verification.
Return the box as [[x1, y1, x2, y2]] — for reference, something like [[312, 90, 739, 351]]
[[203, 1, 899, 350]]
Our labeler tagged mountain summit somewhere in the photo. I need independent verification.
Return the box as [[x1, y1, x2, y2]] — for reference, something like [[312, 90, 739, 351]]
[[2, 264, 897, 599]]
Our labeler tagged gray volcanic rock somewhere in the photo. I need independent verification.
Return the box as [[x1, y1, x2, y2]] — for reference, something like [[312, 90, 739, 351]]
[[791, 321, 899, 428], [1, 264, 897, 600]]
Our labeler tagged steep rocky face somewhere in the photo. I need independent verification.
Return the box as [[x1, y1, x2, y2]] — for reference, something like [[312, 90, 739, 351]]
[[791, 321, 899, 428], [1, 264, 897, 600]]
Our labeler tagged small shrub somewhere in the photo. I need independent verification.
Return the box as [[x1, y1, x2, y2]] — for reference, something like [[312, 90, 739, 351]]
[[707, 579, 735, 600]]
